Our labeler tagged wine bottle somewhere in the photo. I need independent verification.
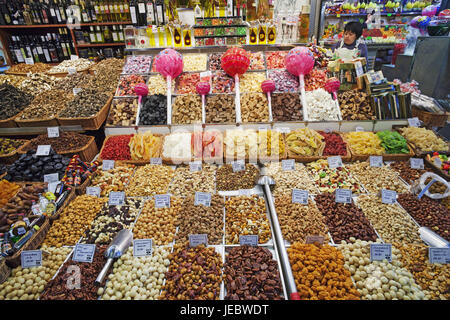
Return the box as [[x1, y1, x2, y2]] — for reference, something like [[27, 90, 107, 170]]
[[129, 0, 137, 25], [137, 0, 146, 26]]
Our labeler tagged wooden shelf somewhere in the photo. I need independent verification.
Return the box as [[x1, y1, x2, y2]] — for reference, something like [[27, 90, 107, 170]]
[[76, 42, 125, 48], [0, 21, 132, 29]]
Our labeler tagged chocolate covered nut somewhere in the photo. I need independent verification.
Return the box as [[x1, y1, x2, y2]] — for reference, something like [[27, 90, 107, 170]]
[[216, 164, 259, 191]]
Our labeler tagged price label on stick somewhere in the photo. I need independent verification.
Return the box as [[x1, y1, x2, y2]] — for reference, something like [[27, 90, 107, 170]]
[[25, 57, 34, 65], [67, 67, 77, 75], [355, 126, 365, 132], [73, 87, 82, 95], [381, 189, 397, 204], [305, 235, 324, 245], [328, 156, 343, 169], [154, 194, 170, 208], [429, 248, 450, 264], [47, 181, 59, 193], [370, 156, 383, 168], [109, 191, 125, 206], [355, 61, 364, 77], [102, 160, 115, 171], [150, 157, 162, 165], [370, 243, 392, 262], [408, 117, 421, 127], [189, 234, 208, 247], [292, 189, 309, 205], [133, 239, 153, 257], [410, 158, 424, 170], [47, 126, 60, 138], [73, 244, 96, 263], [21, 250, 42, 268], [70, 54, 79, 60], [232, 160, 245, 172], [282, 159, 295, 171], [195, 192, 211, 207], [189, 161, 202, 172], [44, 173, 59, 183], [36, 145, 51, 156], [335, 189, 352, 204], [434, 157, 442, 167], [86, 187, 101, 197], [239, 235, 258, 246]]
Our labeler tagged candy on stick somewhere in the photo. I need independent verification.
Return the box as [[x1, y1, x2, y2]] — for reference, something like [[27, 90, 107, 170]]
[[324, 77, 342, 120], [196, 82, 210, 124], [153, 48, 183, 125], [261, 79, 275, 122], [134, 83, 148, 126], [285, 47, 315, 121], [221, 47, 251, 123]]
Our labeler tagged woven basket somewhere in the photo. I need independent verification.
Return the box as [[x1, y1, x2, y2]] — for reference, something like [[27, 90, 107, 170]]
[[0, 110, 24, 128], [412, 106, 449, 128], [424, 156, 450, 181], [5, 218, 51, 268], [49, 189, 76, 221], [0, 139, 28, 164], [393, 125, 450, 156], [14, 114, 59, 128], [46, 67, 91, 78], [0, 259, 11, 284], [56, 96, 113, 130]]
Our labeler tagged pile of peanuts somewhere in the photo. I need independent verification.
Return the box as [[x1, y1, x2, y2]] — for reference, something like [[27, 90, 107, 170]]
[[355, 195, 422, 245], [388, 161, 427, 185], [133, 197, 182, 245], [0, 247, 72, 300], [126, 165, 174, 197], [225, 195, 271, 245], [42, 195, 107, 247], [265, 162, 318, 195], [339, 238, 427, 300], [99, 246, 171, 300], [168, 165, 216, 197], [275, 194, 330, 244], [347, 162, 409, 193], [288, 243, 361, 300], [90, 165, 135, 197], [240, 93, 269, 123]]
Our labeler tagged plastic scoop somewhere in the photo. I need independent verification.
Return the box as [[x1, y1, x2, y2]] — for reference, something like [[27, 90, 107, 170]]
[[324, 77, 342, 121], [196, 81, 210, 124], [261, 79, 276, 122]]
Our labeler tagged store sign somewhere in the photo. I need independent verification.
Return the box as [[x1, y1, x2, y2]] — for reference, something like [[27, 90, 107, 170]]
[[282, 159, 295, 171], [109, 192, 125, 206], [370, 243, 392, 262], [154, 194, 170, 208], [232, 160, 245, 172], [410, 158, 424, 170], [36, 145, 51, 156], [86, 187, 101, 197], [47, 127, 60, 138], [102, 160, 115, 171], [239, 235, 258, 246], [189, 234, 208, 247], [189, 161, 202, 172], [292, 189, 308, 205], [194, 192, 211, 207], [408, 117, 421, 127], [381, 189, 397, 204], [72, 244, 96, 263], [150, 157, 162, 165], [328, 156, 343, 168], [369, 156, 383, 168], [21, 250, 42, 268], [428, 248, 450, 264], [133, 239, 153, 257], [335, 189, 352, 204]]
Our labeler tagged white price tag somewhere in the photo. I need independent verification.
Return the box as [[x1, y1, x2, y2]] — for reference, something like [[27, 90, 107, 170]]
[[73, 87, 82, 95], [67, 67, 77, 75], [381, 189, 397, 204], [73, 244, 96, 263], [47, 127, 60, 138], [232, 160, 245, 172], [44, 173, 59, 183], [324, 128, 332, 133], [36, 145, 51, 156], [434, 157, 442, 167], [189, 161, 202, 172], [408, 117, 421, 127], [238, 189, 252, 196], [328, 156, 343, 169], [305, 235, 325, 244], [195, 192, 211, 207], [189, 234, 208, 247], [369, 156, 383, 168], [109, 191, 125, 206], [47, 181, 59, 194], [258, 125, 269, 132], [429, 247, 450, 264], [21, 250, 42, 268], [410, 158, 424, 170], [282, 159, 295, 171], [133, 239, 153, 257], [239, 235, 259, 246], [335, 189, 352, 204], [154, 194, 170, 208], [355, 126, 365, 132], [150, 157, 162, 165], [86, 187, 101, 197], [370, 243, 392, 262], [25, 57, 34, 65], [276, 127, 291, 134], [70, 54, 79, 60], [102, 160, 115, 171], [292, 189, 309, 205], [355, 61, 364, 77]]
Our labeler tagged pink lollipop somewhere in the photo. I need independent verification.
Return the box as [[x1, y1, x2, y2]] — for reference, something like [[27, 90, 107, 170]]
[[134, 83, 149, 126], [154, 48, 183, 125], [196, 82, 210, 124], [285, 47, 315, 120], [261, 80, 275, 122], [324, 77, 342, 120]]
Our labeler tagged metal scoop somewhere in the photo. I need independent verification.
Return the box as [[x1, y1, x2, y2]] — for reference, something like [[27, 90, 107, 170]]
[[95, 229, 133, 284]]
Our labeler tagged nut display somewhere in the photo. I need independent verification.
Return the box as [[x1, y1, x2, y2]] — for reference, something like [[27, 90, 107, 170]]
[[48, 58, 93, 74], [314, 193, 378, 243], [240, 93, 269, 122], [100, 135, 132, 161], [42, 195, 107, 247], [216, 164, 259, 191], [355, 195, 422, 245], [176, 73, 200, 94], [162, 132, 192, 161], [160, 245, 222, 300], [0, 83, 32, 120], [129, 132, 162, 161], [100, 246, 170, 300], [225, 195, 271, 244], [286, 128, 325, 156], [90, 165, 135, 197], [399, 127, 448, 152], [0, 247, 72, 300], [18, 89, 73, 120], [8, 62, 52, 74], [395, 244, 449, 300], [205, 94, 235, 123], [107, 98, 138, 126], [172, 94, 202, 124], [88, 67, 122, 94], [397, 193, 450, 241], [347, 161, 409, 193], [122, 55, 152, 74], [91, 58, 124, 74], [275, 194, 329, 244], [268, 69, 299, 92], [258, 130, 285, 158], [338, 89, 375, 120], [240, 72, 266, 93], [265, 162, 318, 195], [271, 93, 303, 121], [0, 75, 26, 87], [212, 71, 235, 93], [0, 138, 25, 155], [288, 243, 361, 300], [339, 239, 427, 300], [305, 88, 340, 121], [59, 88, 109, 118], [139, 94, 167, 125], [168, 165, 216, 197], [116, 75, 147, 96], [20, 132, 92, 154], [224, 246, 283, 300], [306, 159, 363, 194], [147, 75, 175, 95], [40, 245, 109, 300], [265, 51, 287, 69], [424, 177, 448, 195], [19, 73, 58, 96], [126, 164, 174, 197], [175, 195, 224, 245], [133, 197, 182, 245], [182, 54, 207, 72], [345, 132, 385, 155], [52, 73, 92, 92], [223, 129, 258, 160]]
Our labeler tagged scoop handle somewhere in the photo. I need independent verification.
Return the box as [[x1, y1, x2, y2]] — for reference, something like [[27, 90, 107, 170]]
[[167, 76, 172, 125], [299, 74, 308, 121], [95, 258, 113, 285], [267, 93, 273, 122], [201, 94, 206, 124], [235, 74, 241, 124]]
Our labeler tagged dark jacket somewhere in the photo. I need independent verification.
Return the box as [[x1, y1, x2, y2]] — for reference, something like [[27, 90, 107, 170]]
[[332, 40, 368, 62]]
